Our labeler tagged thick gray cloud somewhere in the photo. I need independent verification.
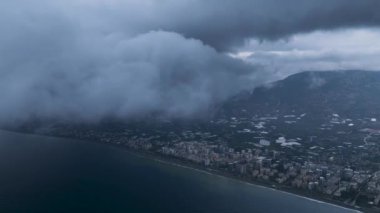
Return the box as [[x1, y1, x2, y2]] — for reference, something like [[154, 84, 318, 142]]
[[174, 0, 380, 50], [0, 30, 259, 123], [97, 0, 380, 50], [17, 0, 379, 50], [0, 0, 379, 124], [0, 1, 263, 124]]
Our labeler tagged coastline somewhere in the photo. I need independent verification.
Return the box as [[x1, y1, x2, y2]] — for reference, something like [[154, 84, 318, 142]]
[[119, 147, 364, 213], [0, 130, 369, 212], [150, 157, 362, 212]]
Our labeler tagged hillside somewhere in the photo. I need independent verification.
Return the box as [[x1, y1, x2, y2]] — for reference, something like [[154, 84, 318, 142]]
[[219, 70, 380, 119]]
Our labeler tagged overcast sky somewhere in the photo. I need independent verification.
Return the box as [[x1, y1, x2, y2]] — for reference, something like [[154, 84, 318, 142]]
[[1, 0, 379, 124]]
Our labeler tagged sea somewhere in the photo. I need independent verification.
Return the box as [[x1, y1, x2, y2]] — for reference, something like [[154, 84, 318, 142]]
[[0, 130, 359, 213]]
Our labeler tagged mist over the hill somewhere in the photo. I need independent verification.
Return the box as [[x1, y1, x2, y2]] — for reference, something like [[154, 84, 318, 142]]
[[1, 0, 380, 124]]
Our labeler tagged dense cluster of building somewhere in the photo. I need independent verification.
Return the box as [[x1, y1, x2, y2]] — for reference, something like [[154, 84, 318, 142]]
[[160, 141, 380, 207]]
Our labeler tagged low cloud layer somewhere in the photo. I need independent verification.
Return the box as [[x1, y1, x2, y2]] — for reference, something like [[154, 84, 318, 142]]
[[1, 0, 380, 124], [0, 28, 259, 123]]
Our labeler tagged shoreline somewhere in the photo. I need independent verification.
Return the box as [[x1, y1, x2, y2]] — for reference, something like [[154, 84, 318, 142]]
[[150, 158, 361, 212], [120, 147, 364, 213], [0, 130, 370, 212]]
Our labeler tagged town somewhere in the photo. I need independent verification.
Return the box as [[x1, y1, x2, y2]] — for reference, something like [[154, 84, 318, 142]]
[[36, 111, 380, 212]]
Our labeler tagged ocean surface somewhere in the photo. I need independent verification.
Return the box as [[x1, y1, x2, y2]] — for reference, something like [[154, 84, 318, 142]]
[[0, 130, 358, 213]]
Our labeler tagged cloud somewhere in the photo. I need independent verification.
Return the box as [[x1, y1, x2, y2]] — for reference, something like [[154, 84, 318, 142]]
[[0, 0, 380, 124], [8, 0, 379, 51], [0, 9, 260, 124], [100, 0, 380, 50]]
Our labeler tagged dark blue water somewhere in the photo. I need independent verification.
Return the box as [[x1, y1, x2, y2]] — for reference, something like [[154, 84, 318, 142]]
[[0, 130, 357, 213]]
